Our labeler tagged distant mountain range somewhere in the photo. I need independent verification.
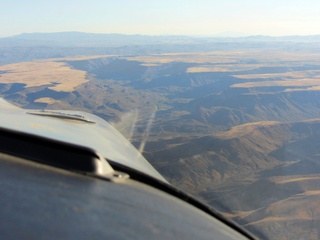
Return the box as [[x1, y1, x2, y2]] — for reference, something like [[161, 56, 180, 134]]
[[2, 32, 320, 47], [1, 32, 320, 66]]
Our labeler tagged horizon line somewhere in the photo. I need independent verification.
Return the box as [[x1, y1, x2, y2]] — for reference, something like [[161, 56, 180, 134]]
[[2, 31, 320, 39]]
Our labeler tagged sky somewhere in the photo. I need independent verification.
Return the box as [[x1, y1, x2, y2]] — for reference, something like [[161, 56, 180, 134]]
[[1, 0, 320, 38]]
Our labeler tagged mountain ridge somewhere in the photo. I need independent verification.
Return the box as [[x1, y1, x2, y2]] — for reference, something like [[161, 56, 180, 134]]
[[2, 32, 320, 47]]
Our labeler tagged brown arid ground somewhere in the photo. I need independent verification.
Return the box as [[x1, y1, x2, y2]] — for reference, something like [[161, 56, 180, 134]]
[[2, 50, 320, 239], [242, 184, 320, 239], [0, 60, 88, 92], [128, 50, 320, 67]]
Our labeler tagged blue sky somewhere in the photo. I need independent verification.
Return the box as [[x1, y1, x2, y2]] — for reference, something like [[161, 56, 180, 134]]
[[1, 0, 320, 37]]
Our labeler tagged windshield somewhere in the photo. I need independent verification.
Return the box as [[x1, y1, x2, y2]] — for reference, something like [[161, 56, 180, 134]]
[[1, 1, 320, 239]]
